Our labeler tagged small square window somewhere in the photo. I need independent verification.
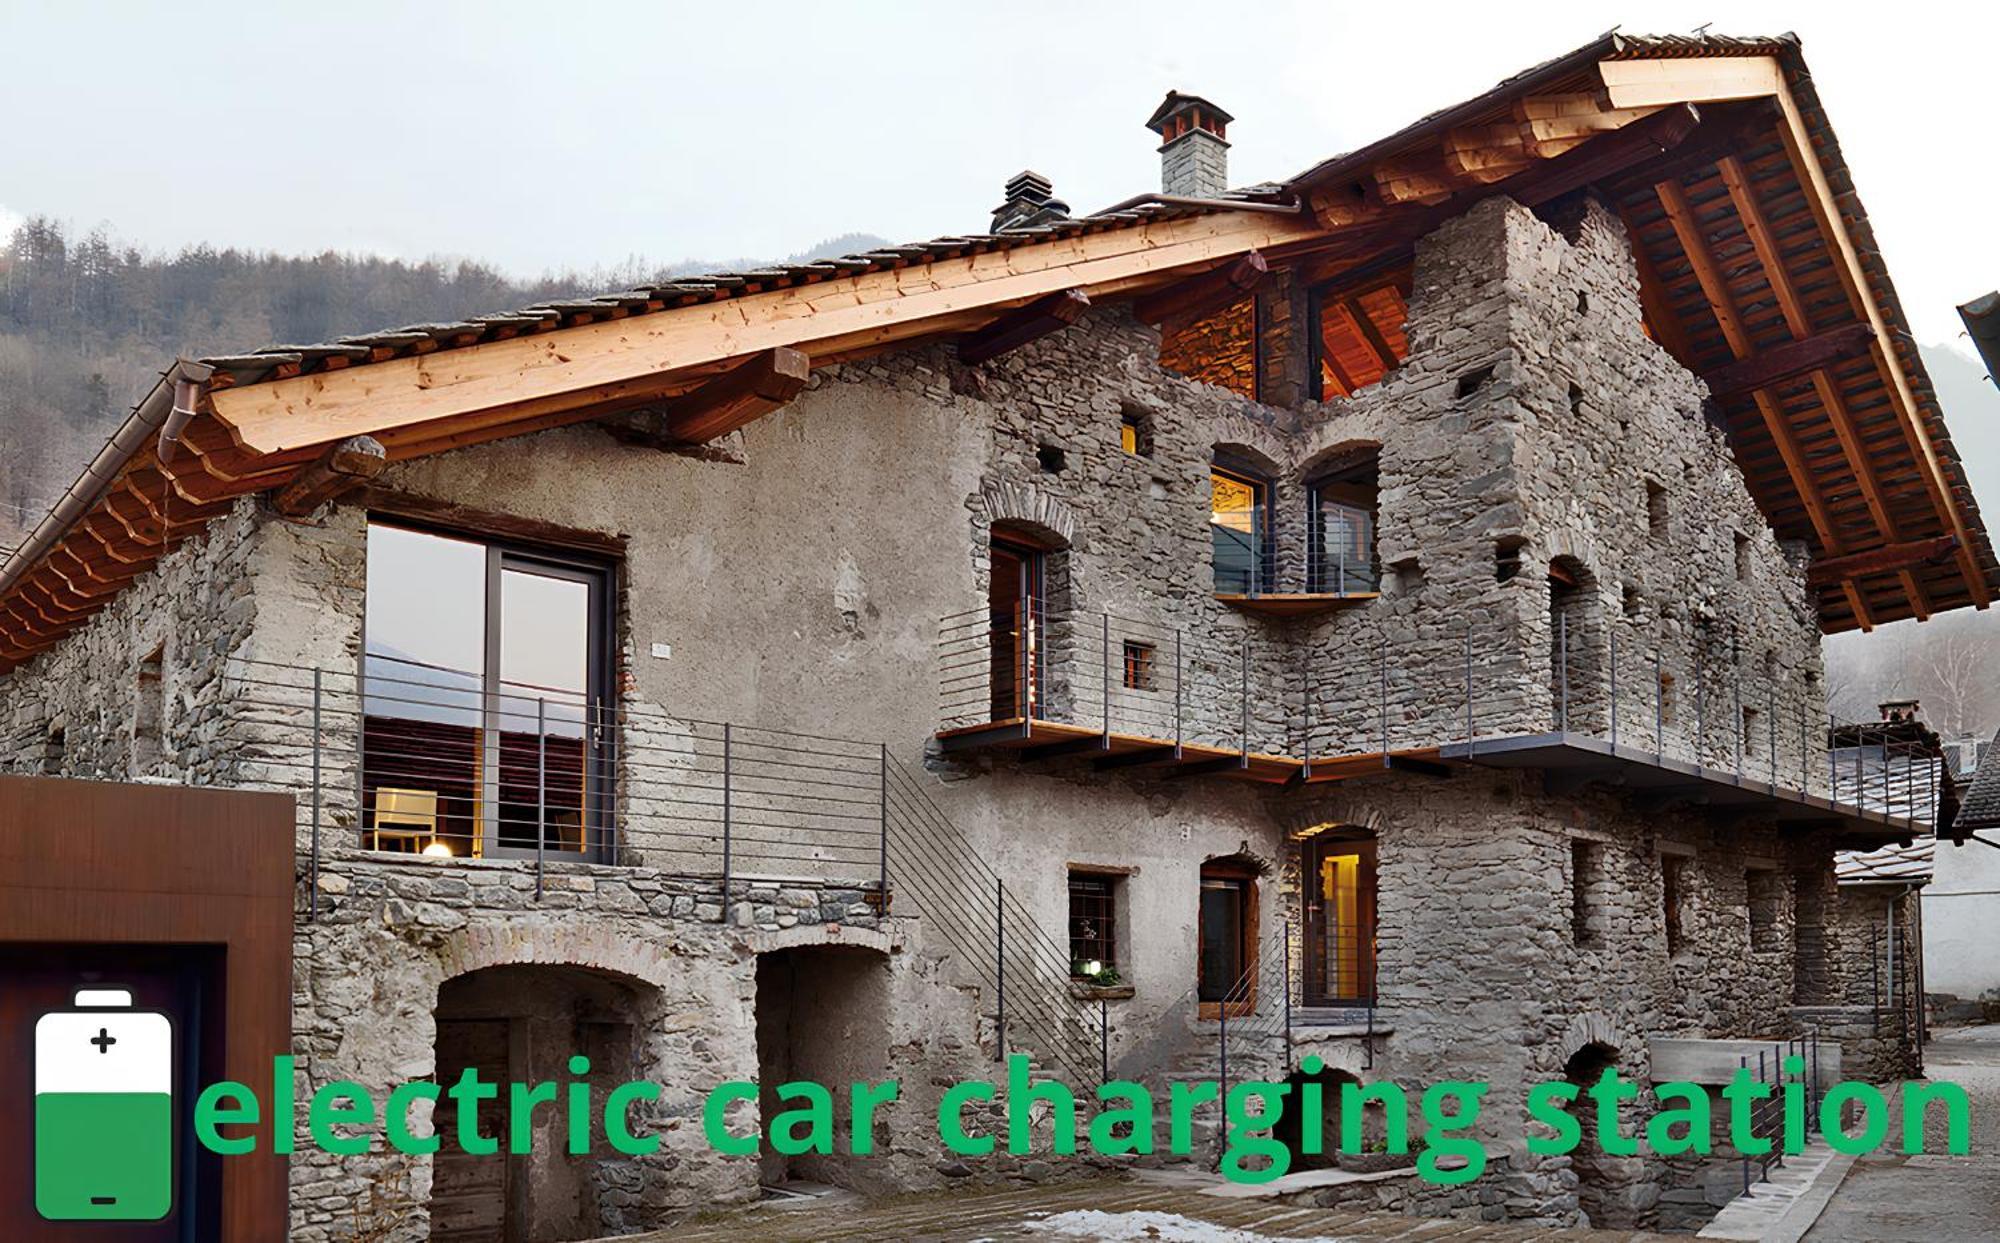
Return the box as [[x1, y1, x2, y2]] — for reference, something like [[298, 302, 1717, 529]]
[[1122, 640, 1156, 691], [1734, 531, 1752, 581], [1646, 480, 1667, 537], [1038, 444, 1067, 474], [1068, 871, 1122, 978], [1120, 405, 1154, 457]]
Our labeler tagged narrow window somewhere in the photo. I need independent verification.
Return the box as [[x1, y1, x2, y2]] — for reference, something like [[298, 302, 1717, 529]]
[[43, 725, 66, 777], [1622, 583, 1643, 618], [1746, 869, 1783, 952], [1455, 364, 1496, 399], [1119, 405, 1154, 457], [1734, 531, 1752, 581], [1122, 640, 1156, 691], [1661, 854, 1688, 955], [1658, 672, 1677, 726], [1568, 382, 1585, 416], [1495, 536, 1527, 583], [1646, 480, 1668, 537], [133, 643, 165, 774], [1210, 466, 1268, 595], [1742, 706, 1762, 755], [1571, 839, 1600, 947], [1068, 871, 1121, 979], [1198, 862, 1257, 1006], [1308, 449, 1381, 595]]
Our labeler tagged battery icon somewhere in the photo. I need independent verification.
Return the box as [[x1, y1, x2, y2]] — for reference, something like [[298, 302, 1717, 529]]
[[34, 987, 175, 1221]]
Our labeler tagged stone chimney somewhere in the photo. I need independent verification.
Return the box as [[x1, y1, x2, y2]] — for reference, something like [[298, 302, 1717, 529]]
[[1879, 698, 1923, 725], [991, 170, 1070, 232], [1146, 91, 1232, 198]]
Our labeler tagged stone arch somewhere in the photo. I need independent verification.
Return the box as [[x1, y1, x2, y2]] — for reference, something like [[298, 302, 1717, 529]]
[[977, 480, 1076, 550], [1556, 1010, 1627, 1067], [1552, 1012, 1643, 1231], [745, 922, 897, 958], [1273, 1063, 1363, 1170], [437, 919, 682, 992], [1297, 438, 1382, 481], [431, 951, 676, 1241]]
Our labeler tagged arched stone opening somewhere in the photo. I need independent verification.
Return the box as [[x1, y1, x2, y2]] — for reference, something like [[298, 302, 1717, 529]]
[[1272, 1065, 1362, 1170], [1548, 555, 1606, 732], [431, 962, 664, 1243], [753, 943, 893, 1192], [1560, 1039, 1638, 1229]]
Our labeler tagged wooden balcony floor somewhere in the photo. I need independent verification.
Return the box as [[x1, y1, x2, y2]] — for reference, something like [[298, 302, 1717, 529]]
[[936, 718, 1441, 786]]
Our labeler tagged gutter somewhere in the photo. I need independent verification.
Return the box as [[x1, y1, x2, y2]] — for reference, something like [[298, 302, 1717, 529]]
[[0, 358, 214, 604]]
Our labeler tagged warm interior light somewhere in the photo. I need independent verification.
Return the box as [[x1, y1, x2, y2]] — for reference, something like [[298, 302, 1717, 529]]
[[1084, 960, 1103, 977], [422, 840, 454, 858]]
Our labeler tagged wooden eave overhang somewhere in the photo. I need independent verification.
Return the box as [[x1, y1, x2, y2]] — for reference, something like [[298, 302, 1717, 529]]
[[2, 32, 1993, 673]]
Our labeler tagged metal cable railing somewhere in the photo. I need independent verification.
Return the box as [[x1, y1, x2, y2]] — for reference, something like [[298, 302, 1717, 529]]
[[215, 653, 1107, 1092]]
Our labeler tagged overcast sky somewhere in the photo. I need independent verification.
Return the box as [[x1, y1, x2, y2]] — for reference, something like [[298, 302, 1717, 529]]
[[1, 1, 1995, 351]]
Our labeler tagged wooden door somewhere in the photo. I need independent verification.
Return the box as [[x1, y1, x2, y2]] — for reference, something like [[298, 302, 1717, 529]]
[[430, 1019, 511, 1242], [988, 541, 1044, 722], [1303, 837, 1376, 1006]]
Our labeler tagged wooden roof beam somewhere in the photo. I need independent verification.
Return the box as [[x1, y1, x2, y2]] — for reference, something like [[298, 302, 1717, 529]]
[[1342, 297, 1400, 372], [208, 210, 1324, 455], [957, 288, 1091, 364], [273, 436, 387, 518], [1807, 537, 1961, 586], [1132, 253, 1267, 327], [659, 347, 811, 445], [1699, 323, 1875, 400]]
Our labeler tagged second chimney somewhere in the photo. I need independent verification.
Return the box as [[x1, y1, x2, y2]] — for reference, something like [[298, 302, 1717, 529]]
[[1146, 91, 1232, 198]]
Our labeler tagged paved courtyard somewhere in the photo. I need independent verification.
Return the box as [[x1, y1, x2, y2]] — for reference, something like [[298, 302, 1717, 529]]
[[1802, 1023, 2000, 1242], [622, 1173, 1677, 1242]]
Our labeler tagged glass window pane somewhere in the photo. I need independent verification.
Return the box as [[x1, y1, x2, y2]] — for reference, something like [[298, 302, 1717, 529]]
[[1198, 880, 1245, 1002], [497, 567, 591, 852], [363, 524, 487, 855], [1211, 471, 1263, 594]]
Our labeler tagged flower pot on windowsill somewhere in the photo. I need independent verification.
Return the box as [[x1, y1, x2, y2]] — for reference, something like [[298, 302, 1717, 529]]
[[1068, 981, 1135, 1001], [1336, 1151, 1416, 1175]]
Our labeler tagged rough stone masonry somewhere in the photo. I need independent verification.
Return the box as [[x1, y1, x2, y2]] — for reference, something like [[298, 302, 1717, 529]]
[[0, 191, 1914, 1237]]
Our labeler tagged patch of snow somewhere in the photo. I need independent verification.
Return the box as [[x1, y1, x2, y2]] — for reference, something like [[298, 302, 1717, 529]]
[[1022, 1209, 1360, 1242]]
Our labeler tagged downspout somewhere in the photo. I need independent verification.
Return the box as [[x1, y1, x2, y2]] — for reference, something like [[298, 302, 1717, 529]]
[[0, 358, 214, 603]]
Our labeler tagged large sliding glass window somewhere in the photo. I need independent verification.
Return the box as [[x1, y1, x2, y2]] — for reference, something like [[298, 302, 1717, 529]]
[[1210, 467, 1268, 595], [362, 522, 612, 861], [1307, 452, 1380, 595]]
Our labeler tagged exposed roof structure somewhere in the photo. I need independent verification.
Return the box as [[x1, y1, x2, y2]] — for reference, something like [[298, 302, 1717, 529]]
[[2, 31, 1995, 671]]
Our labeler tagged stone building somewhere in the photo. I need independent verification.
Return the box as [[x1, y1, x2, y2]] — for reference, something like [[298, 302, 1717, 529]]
[[1, 31, 1994, 1241]]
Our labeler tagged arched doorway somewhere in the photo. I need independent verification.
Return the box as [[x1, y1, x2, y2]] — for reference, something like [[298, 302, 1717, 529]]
[[1272, 1064, 1361, 1170], [431, 964, 657, 1243], [754, 944, 892, 1192], [1548, 557, 1604, 732], [1562, 1040, 1623, 1228]]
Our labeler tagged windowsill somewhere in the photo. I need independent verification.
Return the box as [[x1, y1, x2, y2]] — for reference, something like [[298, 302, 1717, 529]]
[[1069, 981, 1136, 1001], [1196, 999, 1256, 1020]]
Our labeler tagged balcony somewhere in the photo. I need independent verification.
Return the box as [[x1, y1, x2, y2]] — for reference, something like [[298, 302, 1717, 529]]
[[934, 603, 1936, 844], [1211, 499, 1381, 618]]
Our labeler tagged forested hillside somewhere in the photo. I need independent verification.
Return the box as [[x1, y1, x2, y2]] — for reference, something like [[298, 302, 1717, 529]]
[[0, 218, 887, 539]]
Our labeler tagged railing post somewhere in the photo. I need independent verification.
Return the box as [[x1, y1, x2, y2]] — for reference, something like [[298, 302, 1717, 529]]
[[1302, 667, 1314, 780], [721, 723, 733, 907], [1282, 929, 1293, 1057], [1654, 648, 1664, 761], [1732, 636, 1743, 780], [1828, 714, 1837, 800], [1463, 624, 1474, 756], [1695, 645, 1706, 766], [1174, 629, 1184, 753], [1100, 999, 1109, 1089], [1740, 1054, 1752, 1194], [1768, 680, 1777, 789], [536, 696, 547, 901], [309, 667, 322, 925], [995, 878, 1007, 1061], [878, 742, 889, 912], [1559, 610, 1570, 732], [1610, 625, 1619, 747], [1101, 612, 1112, 742], [1240, 639, 1250, 759], [1218, 992, 1229, 1118], [1379, 633, 1389, 768]]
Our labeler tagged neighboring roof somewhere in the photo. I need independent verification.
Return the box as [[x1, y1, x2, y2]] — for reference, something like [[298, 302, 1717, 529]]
[[1955, 730, 2000, 833], [1836, 835, 1934, 886], [3, 31, 1997, 669], [1961, 292, 2000, 393]]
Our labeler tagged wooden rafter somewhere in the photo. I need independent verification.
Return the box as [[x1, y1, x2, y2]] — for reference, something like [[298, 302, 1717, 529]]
[[1699, 323, 1874, 400], [659, 348, 810, 445], [1132, 252, 1267, 327], [957, 289, 1091, 364], [273, 436, 387, 518]]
